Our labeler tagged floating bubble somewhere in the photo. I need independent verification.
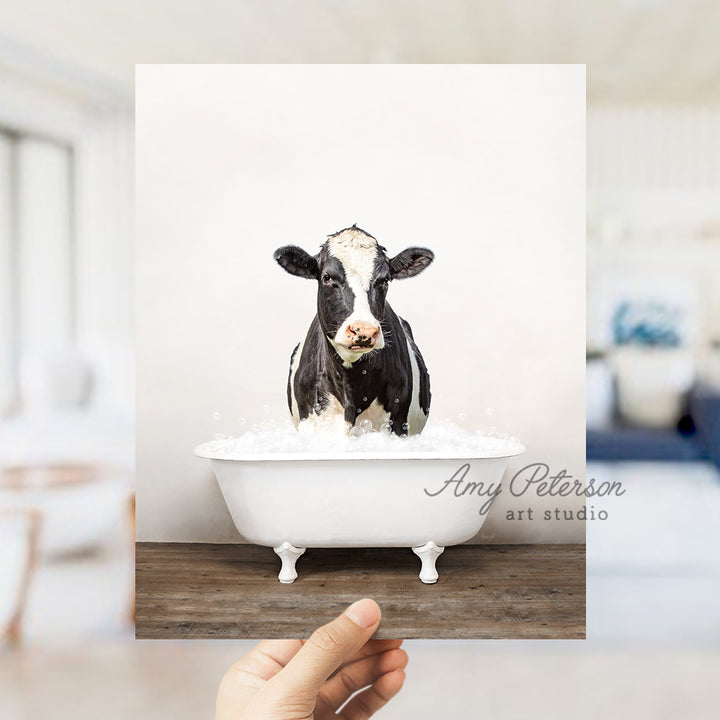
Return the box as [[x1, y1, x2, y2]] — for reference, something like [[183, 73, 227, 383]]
[[458, 412, 466, 422], [349, 426, 364, 438], [362, 396, 368, 402], [238, 417, 247, 427], [359, 419, 373, 432], [361, 369, 367, 375], [402, 422, 409, 431], [379, 422, 392, 433], [394, 398, 400, 404], [212, 412, 222, 421], [356, 408, 362, 414], [486, 407, 495, 417]]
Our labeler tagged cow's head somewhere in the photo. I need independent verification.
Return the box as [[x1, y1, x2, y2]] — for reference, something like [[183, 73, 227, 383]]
[[274, 225, 434, 365]]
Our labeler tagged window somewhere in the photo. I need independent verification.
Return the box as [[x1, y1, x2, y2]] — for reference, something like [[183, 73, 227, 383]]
[[0, 127, 75, 416]]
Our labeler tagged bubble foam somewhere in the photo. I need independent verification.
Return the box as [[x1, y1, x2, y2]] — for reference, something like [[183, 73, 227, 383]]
[[195, 419, 525, 461]]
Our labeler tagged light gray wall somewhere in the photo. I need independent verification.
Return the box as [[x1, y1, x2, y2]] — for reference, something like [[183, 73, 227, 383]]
[[136, 64, 586, 543]]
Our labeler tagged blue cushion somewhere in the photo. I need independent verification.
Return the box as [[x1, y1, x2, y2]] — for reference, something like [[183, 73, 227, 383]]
[[689, 384, 720, 466], [587, 427, 704, 462]]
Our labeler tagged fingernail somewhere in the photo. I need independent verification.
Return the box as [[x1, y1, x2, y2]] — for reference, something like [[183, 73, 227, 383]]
[[345, 598, 380, 628]]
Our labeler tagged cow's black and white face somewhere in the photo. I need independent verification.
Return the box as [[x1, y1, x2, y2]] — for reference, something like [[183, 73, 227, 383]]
[[274, 225, 434, 366]]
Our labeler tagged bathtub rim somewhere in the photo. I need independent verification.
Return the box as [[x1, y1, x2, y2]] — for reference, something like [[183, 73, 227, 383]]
[[193, 443, 526, 462]]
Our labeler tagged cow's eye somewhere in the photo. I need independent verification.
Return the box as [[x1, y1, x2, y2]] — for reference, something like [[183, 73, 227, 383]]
[[322, 273, 336, 286]]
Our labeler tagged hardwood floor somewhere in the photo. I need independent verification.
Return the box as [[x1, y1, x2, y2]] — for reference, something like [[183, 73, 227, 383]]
[[135, 543, 585, 639]]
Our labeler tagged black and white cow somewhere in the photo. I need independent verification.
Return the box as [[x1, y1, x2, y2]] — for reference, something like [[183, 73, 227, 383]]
[[274, 225, 433, 436]]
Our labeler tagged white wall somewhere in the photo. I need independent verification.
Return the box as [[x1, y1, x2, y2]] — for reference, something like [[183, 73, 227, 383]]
[[136, 64, 586, 543], [74, 109, 135, 418]]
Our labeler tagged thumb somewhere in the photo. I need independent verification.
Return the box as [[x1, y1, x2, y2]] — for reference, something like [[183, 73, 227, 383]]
[[269, 598, 381, 699]]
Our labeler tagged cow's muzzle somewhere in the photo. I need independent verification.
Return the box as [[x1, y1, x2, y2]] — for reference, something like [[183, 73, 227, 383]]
[[345, 322, 381, 349]]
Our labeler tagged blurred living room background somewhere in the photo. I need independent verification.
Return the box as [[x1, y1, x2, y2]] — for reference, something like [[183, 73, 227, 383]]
[[586, 104, 720, 642], [1, 1, 719, 719]]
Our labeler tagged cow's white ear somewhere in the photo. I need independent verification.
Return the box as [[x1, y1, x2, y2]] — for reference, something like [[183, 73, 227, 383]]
[[389, 247, 434, 280], [274, 246, 319, 280]]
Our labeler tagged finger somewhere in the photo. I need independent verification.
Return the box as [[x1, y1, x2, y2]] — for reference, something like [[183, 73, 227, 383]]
[[225, 640, 303, 687], [331, 639, 404, 674], [269, 598, 381, 699], [339, 669, 406, 720], [253, 639, 305, 670], [216, 640, 303, 720], [319, 648, 408, 711]]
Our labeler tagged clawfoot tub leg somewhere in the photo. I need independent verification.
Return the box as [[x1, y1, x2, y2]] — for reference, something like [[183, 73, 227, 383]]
[[412, 541, 444, 584], [273, 542, 306, 583]]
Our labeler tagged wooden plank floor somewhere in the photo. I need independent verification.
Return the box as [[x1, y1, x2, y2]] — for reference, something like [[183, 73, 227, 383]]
[[136, 543, 585, 640]]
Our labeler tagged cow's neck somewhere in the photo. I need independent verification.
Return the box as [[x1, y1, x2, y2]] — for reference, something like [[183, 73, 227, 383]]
[[319, 326, 382, 406], [323, 334, 375, 378]]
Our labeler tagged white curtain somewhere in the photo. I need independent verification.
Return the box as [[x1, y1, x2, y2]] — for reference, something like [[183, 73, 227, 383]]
[[16, 138, 74, 357], [0, 132, 74, 417], [0, 133, 15, 414]]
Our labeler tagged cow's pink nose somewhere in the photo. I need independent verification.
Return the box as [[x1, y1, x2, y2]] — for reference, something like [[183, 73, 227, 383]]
[[347, 323, 381, 346]]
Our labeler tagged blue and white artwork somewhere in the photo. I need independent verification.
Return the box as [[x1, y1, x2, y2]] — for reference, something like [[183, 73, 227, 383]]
[[612, 300, 685, 347]]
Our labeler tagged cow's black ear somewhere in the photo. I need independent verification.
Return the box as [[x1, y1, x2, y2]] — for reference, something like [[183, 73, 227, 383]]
[[389, 247, 434, 280], [273, 245, 319, 280]]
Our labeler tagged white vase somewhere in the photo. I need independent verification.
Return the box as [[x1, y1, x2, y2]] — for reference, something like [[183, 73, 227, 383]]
[[613, 346, 695, 428], [586, 358, 614, 429]]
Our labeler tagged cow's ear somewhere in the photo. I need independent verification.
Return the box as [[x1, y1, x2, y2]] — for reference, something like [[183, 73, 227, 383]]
[[389, 247, 434, 280], [273, 245, 319, 280]]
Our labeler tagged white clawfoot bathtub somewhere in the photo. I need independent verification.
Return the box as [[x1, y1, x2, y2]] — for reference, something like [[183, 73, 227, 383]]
[[196, 445, 524, 583]]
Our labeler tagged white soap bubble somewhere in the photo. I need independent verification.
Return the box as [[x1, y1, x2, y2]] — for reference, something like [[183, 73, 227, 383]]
[[361, 369, 367, 375], [486, 407, 495, 417], [402, 422, 409, 431], [458, 412, 466, 422], [212, 412, 222, 421], [197, 417, 524, 458], [394, 398, 400, 404], [238, 417, 247, 427], [362, 396, 368, 402]]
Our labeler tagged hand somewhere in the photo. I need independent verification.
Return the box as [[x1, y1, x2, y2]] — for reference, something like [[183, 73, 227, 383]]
[[215, 598, 407, 719]]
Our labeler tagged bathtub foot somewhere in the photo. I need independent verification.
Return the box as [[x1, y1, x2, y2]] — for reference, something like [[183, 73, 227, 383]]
[[412, 541, 444, 584], [274, 542, 306, 583]]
